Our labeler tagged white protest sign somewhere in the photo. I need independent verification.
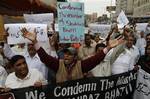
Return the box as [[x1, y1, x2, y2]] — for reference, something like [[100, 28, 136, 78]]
[[136, 23, 148, 32], [55, 23, 58, 32], [133, 69, 150, 99], [89, 24, 111, 38], [4, 23, 48, 44], [117, 10, 129, 28], [24, 13, 54, 24]]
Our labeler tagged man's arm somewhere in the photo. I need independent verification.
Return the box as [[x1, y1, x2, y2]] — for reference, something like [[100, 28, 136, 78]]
[[81, 36, 125, 73], [21, 28, 59, 72], [34, 42, 59, 73], [81, 48, 107, 73]]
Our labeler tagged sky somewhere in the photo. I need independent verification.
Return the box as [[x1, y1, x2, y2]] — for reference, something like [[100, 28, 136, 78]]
[[83, 0, 116, 16]]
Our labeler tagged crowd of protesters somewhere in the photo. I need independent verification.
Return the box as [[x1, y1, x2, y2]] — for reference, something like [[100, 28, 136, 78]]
[[0, 22, 150, 97]]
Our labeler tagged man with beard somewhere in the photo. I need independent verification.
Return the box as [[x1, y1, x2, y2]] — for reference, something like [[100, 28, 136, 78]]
[[21, 28, 124, 83]]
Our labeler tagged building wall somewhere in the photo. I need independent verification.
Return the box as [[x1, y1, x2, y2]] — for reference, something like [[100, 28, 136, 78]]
[[85, 13, 98, 23], [133, 0, 150, 17], [116, 0, 134, 16]]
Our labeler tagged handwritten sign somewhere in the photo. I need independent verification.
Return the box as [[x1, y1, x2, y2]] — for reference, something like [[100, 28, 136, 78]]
[[89, 24, 111, 38], [57, 2, 84, 43], [133, 69, 150, 99], [117, 10, 129, 28], [4, 23, 48, 44], [136, 23, 148, 32], [24, 13, 54, 24]]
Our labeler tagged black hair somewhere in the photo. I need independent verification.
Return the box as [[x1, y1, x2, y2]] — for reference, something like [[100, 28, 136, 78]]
[[10, 55, 25, 66], [146, 33, 150, 39], [145, 44, 150, 55], [96, 43, 106, 52]]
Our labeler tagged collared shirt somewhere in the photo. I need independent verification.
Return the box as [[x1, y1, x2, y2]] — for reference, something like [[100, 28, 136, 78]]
[[24, 53, 48, 79], [135, 38, 146, 56], [3, 44, 49, 80], [5, 69, 47, 89], [112, 45, 139, 75]]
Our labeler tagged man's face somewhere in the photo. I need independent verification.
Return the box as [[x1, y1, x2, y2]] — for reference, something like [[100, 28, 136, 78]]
[[27, 44, 36, 56], [96, 47, 104, 53], [94, 35, 100, 43], [85, 35, 91, 46], [14, 58, 28, 79], [140, 32, 144, 38], [146, 45, 150, 56], [126, 36, 134, 48], [64, 52, 74, 65], [146, 35, 150, 45]]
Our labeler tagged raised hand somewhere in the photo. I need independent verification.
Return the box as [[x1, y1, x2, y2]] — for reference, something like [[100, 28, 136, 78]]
[[21, 28, 37, 43], [108, 35, 125, 48], [34, 81, 42, 87]]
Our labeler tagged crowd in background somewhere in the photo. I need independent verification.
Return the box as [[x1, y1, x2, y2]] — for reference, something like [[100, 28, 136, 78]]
[[0, 23, 150, 96]]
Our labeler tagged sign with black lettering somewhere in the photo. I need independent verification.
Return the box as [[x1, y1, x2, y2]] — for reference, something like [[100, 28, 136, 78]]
[[133, 69, 150, 99], [0, 70, 137, 99], [88, 24, 111, 38], [57, 2, 85, 43], [24, 13, 54, 24], [4, 24, 48, 44]]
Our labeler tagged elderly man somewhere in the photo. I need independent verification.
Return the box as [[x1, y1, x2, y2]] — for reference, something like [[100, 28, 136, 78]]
[[112, 34, 140, 75], [21, 28, 124, 83]]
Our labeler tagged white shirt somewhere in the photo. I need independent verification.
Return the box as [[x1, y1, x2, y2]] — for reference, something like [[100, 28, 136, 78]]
[[0, 66, 8, 87], [5, 69, 47, 89], [24, 53, 48, 79], [4, 44, 49, 79], [91, 49, 113, 77], [112, 46, 139, 75], [135, 38, 146, 56]]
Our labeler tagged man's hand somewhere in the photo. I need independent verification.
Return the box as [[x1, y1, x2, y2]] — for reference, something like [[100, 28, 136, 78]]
[[108, 36, 125, 48], [21, 28, 37, 44], [34, 81, 42, 87]]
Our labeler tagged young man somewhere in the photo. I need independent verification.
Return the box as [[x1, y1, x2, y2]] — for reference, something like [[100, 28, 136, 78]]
[[5, 55, 47, 89]]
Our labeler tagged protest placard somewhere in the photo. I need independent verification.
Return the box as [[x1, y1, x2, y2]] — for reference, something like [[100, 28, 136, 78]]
[[4, 23, 48, 44], [136, 23, 148, 32], [0, 70, 137, 99], [24, 13, 54, 31], [133, 69, 150, 99], [89, 24, 111, 38], [24, 13, 54, 24], [57, 2, 85, 43], [117, 10, 129, 28]]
